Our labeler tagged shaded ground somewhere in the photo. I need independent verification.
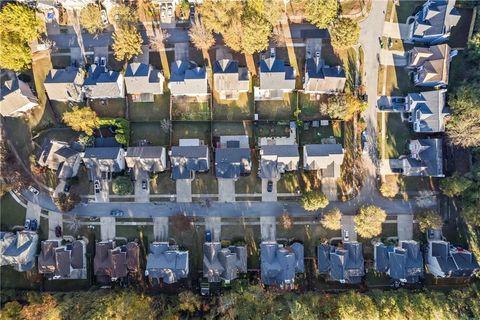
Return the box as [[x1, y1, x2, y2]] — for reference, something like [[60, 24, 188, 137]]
[[377, 65, 422, 96], [212, 91, 254, 121], [171, 121, 211, 146], [150, 172, 176, 194], [90, 98, 126, 118], [128, 93, 170, 121], [0, 194, 26, 231], [130, 122, 170, 147], [212, 121, 253, 145], [171, 96, 211, 121], [383, 112, 412, 159], [299, 121, 343, 145], [255, 92, 297, 120], [191, 172, 218, 194]]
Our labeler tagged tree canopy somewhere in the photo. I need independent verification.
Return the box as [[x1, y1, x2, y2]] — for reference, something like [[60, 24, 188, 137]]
[[354, 205, 387, 238], [54, 192, 81, 212], [62, 106, 99, 136], [110, 4, 138, 27], [415, 209, 443, 233], [440, 173, 473, 197], [300, 190, 329, 211], [112, 176, 133, 195], [80, 4, 104, 35], [189, 17, 215, 51], [304, 0, 339, 29], [321, 208, 342, 230], [280, 211, 293, 230], [329, 18, 360, 50], [112, 26, 143, 62]]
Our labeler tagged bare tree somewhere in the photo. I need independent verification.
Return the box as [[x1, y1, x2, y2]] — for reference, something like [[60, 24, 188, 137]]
[[149, 28, 170, 50], [189, 16, 215, 51], [160, 119, 172, 133], [65, 215, 81, 234]]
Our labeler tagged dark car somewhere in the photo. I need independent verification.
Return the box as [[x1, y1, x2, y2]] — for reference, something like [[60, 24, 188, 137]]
[[392, 168, 404, 173], [30, 219, 38, 231], [110, 209, 124, 217], [267, 180, 273, 192], [142, 180, 148, 190], [55, 225, 62, 237], [63, 184, 71, 193], [205, 230, 212, 242]]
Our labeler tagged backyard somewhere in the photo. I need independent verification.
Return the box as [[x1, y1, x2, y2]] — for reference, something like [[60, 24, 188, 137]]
[[0, 194, 26, 231], [299, 121, 343, 145], [128, 94, 170, 122], [298, 93, 329, 120], [255, 92, 297, 120], [212, 121, 253, 145], [171, 121, 211, 146], [130, 122, 170, 147], [171, 96, 211, 121], [89, 98, 126, 118], [212, 91, 255, 121]]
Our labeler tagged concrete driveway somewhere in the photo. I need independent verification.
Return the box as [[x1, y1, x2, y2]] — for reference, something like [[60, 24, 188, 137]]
[[382, 22, 410, 40], [134, 171, 150, 203], [379, 49, 408, 66], [153, 217, 168, 241], [341, 215, 357, 242], [26, 202, 41, 221], [100, 217, 116, 240], [48, 211, 63, 239], [95, 179, 110, 203], [218, 179, 235, 203], [204, 217, 221, 241], [321, 178, 338, 201], [174, 42, 189, 61], [397, 214, 413, 241], [261, 179, 277, 202], [260, 216, 276, 241], [176, 179, 192, 203]]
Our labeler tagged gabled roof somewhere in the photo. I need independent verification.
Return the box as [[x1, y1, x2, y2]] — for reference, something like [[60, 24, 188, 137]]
[[38, 240, 87, 279], [304, 58, 346, 93], [408, 90, 449, 132], [259, 57, 296, 91], [124, 62, 164, 95], [409, 44, 450, 85], [170, 146, 209, 180], [374, 241, 424, 283], [84, 147, 122, 160], [38, 140, 81, 178], [303, 144, 344, 177], [146, 242, 189, 284], [215, 148, 251, 179], [402, 139, 443, 177], [213, 59, 250, 92], [126, 146, 167, 172], [259, 145, 299, 179], [94, 241, 139, 282], [44, 67, 85, 101], [0, 231, 39, 272], [168, 60, 208, 95], [412, 0, 460, 39], [317, 242, 365, 284], [0, 72, 38, 116], [203, 242, 247, 282], [83, 64, 124, 99], [261, 241, 304, 287]]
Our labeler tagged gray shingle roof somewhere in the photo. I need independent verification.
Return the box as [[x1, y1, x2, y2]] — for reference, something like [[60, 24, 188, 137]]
[[408, 90, 448, 132], [44, 67, 85, 101], [126, 146, 167, 172], [213, 59, 250, 92], [145, 242, 189, 284], [374, 241, 424, 283], [428, 239, 479, 278], [412, 0, 460, 40], [94, 241, 139, 282], [259, 57, 296, 90], [83, 64, 124, 99], [304, 58, 346, 93], [215, 148, 251, 179], [170, 146, 209, 180], [168, 60, 208, 96], [38, 140, 81, 178], [259, 145, 299, 179], [0, 72, 38, 116], [124, 62, 163, 95], [402, 139, 443, 177], [203, 242, 247, 282], [303, 144, 344, 177], [317, 242, 365, 284], [261, 242, 304, 287], [84, 147, 122, 160], [0, 231, 39, 272], [409, 44, 450, 86]]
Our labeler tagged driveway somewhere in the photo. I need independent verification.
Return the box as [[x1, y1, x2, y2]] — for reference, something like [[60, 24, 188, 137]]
[[26, 202, 41, 221], [48, 211, 63, 239], [100, 217, 116, 240], [153, 217, 168, 241], [305, 38, 322, 56], [204, 217, 221, 242], [321, 178, 338, 201], [397, 214, 413, 241], [261, 179, 277, 202], [379, 49, 408, 66], [218, 179, 235, 203], [341, 215, 357, 242], [176, 179, 192, 203], [260, 216, 276, 241], [94, 178, 110, 203], [382, 22, 410, 40], [134, 171, 150, 203], [174, 42, 189, 61]]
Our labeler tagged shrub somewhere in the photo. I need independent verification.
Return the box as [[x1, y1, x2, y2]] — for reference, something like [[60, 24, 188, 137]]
[[112, 176, 133, 195]]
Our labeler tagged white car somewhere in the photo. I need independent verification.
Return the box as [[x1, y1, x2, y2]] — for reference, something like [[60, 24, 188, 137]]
[[99, 57, 107, 67], [28, 186, 39, 195], [100, 9, 108, 25]]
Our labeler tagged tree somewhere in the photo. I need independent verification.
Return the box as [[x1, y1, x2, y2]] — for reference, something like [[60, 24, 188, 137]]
[[241, 2, 273, 54], [263, 0, 284, 26], [177, 0, 191, 20], [0, 37, 32, 71], [112, 26, 143, 62], [300, 190, 329, 211], [170, 214, 193, 233], [329, 18, 360, 50], [446, 86, 480, 147], [462, 205, 480, 227], [321, 208, 342, 230], [80, 4, 104, 34], [345, 93, 367, 120], [280, 211, 293, 230], [178, 291, 202, 314], [54, 192, 81, 212], [467, 32, 480, 61], [189, 17, 215, 51], [415, 209, 443, 233], [326, 94, 347, 119], [62, 106, 99, 136], [110, 4, 138, 26], [379, 176, 399, 198], [199, 0, 244, 35], [354, 205, 387, 238], [304, 0, 339, 29], [440, 174, 473, 197], [112, 176, 133, 195], [148, 29, 170, 50]]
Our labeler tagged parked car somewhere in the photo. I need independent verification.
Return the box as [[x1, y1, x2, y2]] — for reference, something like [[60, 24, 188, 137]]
[[392, 168, 404, 174], [24, 219, 31, 230], [205, 230, 212, 242], [63, 184, 71, 193], [167, 4, 173, 17], [100, 9, 108, 25], [28, 186, 39, 195], [267, 180, 273, 192], [142, 180, 148, 190], [30, 219, 38, 231], [55, 225, 62, 237], [94, 180, 101, 193], [343, 230, 350, 242], [99, 57, 107, 68], [110, 209, 124, 217]]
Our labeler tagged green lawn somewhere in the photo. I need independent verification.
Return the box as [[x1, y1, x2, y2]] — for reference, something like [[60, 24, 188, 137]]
[[171, 96, 211, 121], [212, 91, 254, 121], [393, 0, 424, 23], [191, 172, 218, 194], [130, 122, 170, 146], [299, 121, 343, 145], [0, 194, 26, 231], [128, 94, 170, 121], [298, 93, 329, 120], [212, 121, 253, 145], [171, 121, 211, 146], [255, 92, 297, 120], [150, 171, 176, 194], [384, 113, 411, 159], [254, 121, 291, 138], [90, 98, 126, 118], [379, 66, 421, 97]]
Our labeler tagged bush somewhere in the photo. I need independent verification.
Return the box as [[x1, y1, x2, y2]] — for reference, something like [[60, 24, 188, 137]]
[[321, 208, 342, 230], [415, 209, 443, 233], [98, 118, 130, 145], [354, 205, 387, 238], [112, 176, 133, 195], [300, 190, 329, 211]]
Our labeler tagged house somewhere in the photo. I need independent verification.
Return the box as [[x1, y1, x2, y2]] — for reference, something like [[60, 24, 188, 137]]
[[44, 67, 85, 102], [38, 239, 87, 279], [203, 242, 247, 283], [0, 231, 38, 272], [126, 146, 167, 179], [83, 64, 125, 99], [0, 72, 38, 117], [170, 139, 209, 180], [82, 147, 126, 181], [303, 144, 344, 178], [260, 241, 304, 289], [408, 44, 452, 87], [93, 240, 139, 283], [124, 62, 164, 102], [213, 59, 250, 100], [374, 240, 424, 284], [426, 229, 479, 278], [408, 0, 460, 44], [168, 60, 208, 96], [400, 139, 444, 177], [145, 242, 189, 285], [255, 54, 296, 100], [317, 242, 365, 284], [258, 145, 299, 180], [215, 136, 251, 180], [407, 90, 449, 133], [304, 57, 346, 94], [37, 140, 82, 179]]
